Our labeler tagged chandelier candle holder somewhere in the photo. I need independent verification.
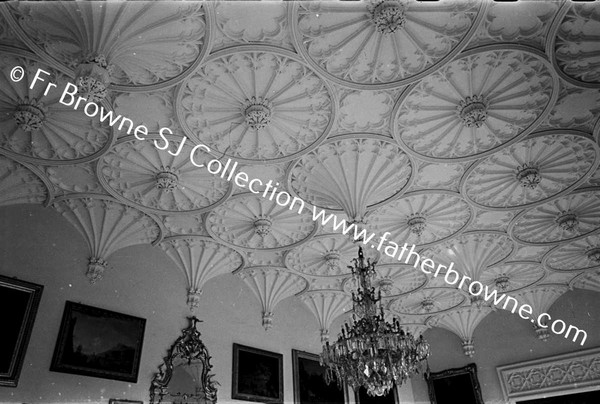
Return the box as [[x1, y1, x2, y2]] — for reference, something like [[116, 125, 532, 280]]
[[320, 247, 430, 397]]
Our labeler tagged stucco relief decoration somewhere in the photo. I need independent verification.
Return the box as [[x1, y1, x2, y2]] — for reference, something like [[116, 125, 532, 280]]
[[469, 210, 516, 232], [45, 164, 102, 195], [342, 263, 428, 298], [508, 286, 567, 341], [285, 234, 356, 277], [52, 196, 162, 284], [544, 86, 600, 132], [292, 0, 484, 88], [238, 267, 308, 330], [393, 47, 557, 161], [462, 132, 599, 210], [388, 287, 466, 316], [288, 135, 413, 224], [544, 233, 600, 271], [98, 136, 232, 215], [160, 236, 244, 311], [0, 156, 47, 207], [570, 270, 600, 293], [299, 291, 352, 342], [337, 89, 396, 133], [178, 49, 333, 164], [113, 89, 182, 135], [163, 214, 208, 237], [366, 191, 472, 246], [479, 262, 545, 294], [510, 189, 600, 245], [206, 193, 318, 251], [0, 53, 114, 164], [553, 3, 600, 87], [412, 162, 466, 192], [10, 1, 208, 93]]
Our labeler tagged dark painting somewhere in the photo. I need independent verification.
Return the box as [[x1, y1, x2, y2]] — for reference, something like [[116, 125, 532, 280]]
[[232, 343, 283, 403], [292, 350, 345, 404], [517, 389, 600, 404], [0, 275, 43, 387], [426, 363, 484, 404], [356, 385, 397, 404], [50, 301, 146, 382]]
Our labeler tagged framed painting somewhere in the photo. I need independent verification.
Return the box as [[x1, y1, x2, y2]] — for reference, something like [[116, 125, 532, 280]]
[[0, 274, 43, 387], [108, 400, 143, 404], [292, 349, 346, 404], [355, 385, 398, 404], [50, 301, 146, 382], [426, 363, 484, 404], [232, 343, 283, 404]]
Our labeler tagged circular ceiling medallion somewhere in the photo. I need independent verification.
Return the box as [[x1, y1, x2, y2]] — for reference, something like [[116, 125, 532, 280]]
[[366, 190, 472, 247], [290, 0, 485, 89], [543, 232, 600, 271], [342, 263, 428, 298], [462, 131, 599, 210], [550, 3, 600, 88], [288, 134, 414, 221], [479, 261, 545, 293], [388, 287, 466, 315], [97, 136, 233, 215], [0, 52, 114, 164], [392, 46, 558, 162], [178, 47, 334, 164], [206, 192, 318, 251], [285, 234, 357, 277], [509, 188, 600, 245]]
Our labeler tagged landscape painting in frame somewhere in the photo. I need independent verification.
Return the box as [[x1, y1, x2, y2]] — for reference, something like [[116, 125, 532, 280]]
[[50, 301, 146, 382], [0, 274, 43, 387], [232, 343, 284, 404], [292, 349, 345, 404]]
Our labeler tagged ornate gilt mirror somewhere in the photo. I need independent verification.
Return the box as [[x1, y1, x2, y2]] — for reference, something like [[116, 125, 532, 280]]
[[150, 317, 218, 404]]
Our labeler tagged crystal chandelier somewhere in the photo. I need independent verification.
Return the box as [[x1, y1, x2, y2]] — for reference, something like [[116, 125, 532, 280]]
[[320, 247, 430, 397]]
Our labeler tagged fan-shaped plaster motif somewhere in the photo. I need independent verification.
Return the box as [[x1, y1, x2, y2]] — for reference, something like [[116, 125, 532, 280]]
[[509, 189, 600, 245], [52, 195, 162, 283], [285, 234, 357, 277], [393, 47, 557, 162], [45, 164, 102, 194], [542, 271, 579, 286], [342, 263, 427, 298], [0, 12, 29, 49], [469, 210, 515, 232], [544, 233, 600, 271], [0, 53, 114, 164], [288, 135, 413, 220], [367, 191, 472, 247], [238, 267, 308, 330], [160, 236, 244, 311], [510, 245, 553, 262], [389, 287, 466, 315], [462, 132, 599, 210], [212, 1, 293, 51], [207, 193, 318, 251], [552, 3, 600, 87], [236, 164, 287, 194], [178, 49, 334, 164], [480, 262, 545, 293], [299, 291, 352, 341], [98, 136, 232, 215], [570, 270, 600, 293], [421, 232, 515, 281], [0, 155, 47, 207], [10, 1, 208, 88], [508, 285, 567, 317], [291, 0, 485, 88], [412, 162, 466, 192]]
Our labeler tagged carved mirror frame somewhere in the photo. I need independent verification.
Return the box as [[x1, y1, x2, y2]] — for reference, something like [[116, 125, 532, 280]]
[[150, 317, 218, 404]]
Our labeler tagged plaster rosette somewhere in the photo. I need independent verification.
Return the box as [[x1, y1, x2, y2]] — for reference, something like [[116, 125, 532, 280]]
[[509, 188, 600, 245], [299, 290, 352, 342], [462, 131, 599, 210], [426, 306, 494, 357], [0, 155, 48, 207], [8, 0, 209, 95], [388, 287, 467, 316], [479, 262, 546, 294], [238, 266, 308, 330], [52, 195, 162, 283], [550, 2, 600, 88], [160, 236, 244, 312], [393, 46, 557, 162], [0, 53, 114, 164], [342, 263, 428, 298], [178, 48, 334, 164], [98, 136, 232, 216], [285, 234, 357, 277], [570, 270, 600, 293], [367, 190, 472, 247], [206, 193, 318, 251], [288, 134, 413, 225], [508, 285, 568, 341], [543, 233, 600, 271], [291, 0, 485, 88]]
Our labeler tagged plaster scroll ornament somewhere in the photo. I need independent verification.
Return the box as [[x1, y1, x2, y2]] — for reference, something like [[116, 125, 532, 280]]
[[0, 53, 114, 164], [238, 267, 307, 330], [291, 0, 486, 88], [0, 156, 48, 207], [52, 196, 162, 284], [299, 291, 352, 343], [160, 236, 244, 312]]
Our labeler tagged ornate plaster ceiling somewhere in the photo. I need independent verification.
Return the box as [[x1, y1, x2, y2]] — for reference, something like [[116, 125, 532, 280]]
[[1, 0, 599, 353]]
